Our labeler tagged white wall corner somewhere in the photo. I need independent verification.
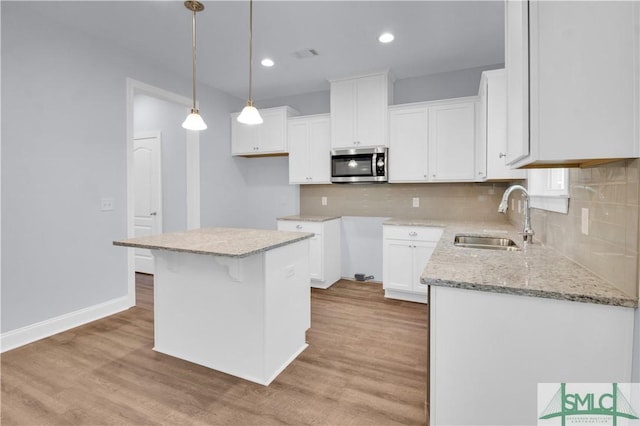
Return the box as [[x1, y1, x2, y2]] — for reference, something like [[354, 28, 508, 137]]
[[0, 296, 131, 353]]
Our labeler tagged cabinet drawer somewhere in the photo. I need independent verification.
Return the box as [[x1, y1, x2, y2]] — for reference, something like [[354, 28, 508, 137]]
[[277, 220, 323, 235], [383, 225, 443, 242]]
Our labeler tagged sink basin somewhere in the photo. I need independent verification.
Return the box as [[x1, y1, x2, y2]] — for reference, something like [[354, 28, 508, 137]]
[[454, 234, 521, 251]]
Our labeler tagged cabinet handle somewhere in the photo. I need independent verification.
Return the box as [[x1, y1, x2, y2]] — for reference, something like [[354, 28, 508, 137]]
[[499, 152, 506, 158], [409, 231, 417, 237], [296, 225, 303, 229]]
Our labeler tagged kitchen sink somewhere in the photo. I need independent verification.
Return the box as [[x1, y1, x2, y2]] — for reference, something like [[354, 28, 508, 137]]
[[453, 234, 521, 251]]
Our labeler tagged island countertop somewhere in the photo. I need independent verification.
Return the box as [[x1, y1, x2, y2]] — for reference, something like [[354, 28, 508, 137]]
[[384, 219, 637, 308], [114, 227, 314, 258]]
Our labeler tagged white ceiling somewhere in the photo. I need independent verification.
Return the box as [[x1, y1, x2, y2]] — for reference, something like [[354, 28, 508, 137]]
[[30, 1, 505, 101]]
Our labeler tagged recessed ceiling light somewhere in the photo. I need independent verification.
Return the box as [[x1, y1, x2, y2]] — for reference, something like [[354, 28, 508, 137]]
[[261, 58, 275, 67], [378, 32, 394, 43]]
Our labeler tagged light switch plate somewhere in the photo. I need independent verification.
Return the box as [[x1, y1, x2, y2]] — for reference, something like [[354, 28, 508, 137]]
[[321, 196, 327, 206], [412, 197, 419, 208], [581, 208, 589, 235]]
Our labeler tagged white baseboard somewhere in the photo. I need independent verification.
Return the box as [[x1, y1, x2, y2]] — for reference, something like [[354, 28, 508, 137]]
[[1, 296, 131, 353]]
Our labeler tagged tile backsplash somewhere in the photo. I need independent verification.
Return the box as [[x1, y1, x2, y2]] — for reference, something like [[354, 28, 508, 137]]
[[300, 182, 510, 222], [508, 159, 639, 299]]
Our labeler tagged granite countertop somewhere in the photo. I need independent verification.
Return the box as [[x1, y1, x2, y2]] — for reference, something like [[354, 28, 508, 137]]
[[113, 227, 314, 258], [385, 219, 637, 308], [277, 215, 342, 222]]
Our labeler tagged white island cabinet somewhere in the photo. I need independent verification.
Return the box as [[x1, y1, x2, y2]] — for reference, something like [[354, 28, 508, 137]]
[[277, 216, 341, 289], [383, 224, 443, 303], [114, 227, 313, 386]]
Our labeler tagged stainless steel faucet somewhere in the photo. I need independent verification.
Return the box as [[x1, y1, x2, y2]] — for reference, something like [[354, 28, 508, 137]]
[[498, 184, 534, 244]]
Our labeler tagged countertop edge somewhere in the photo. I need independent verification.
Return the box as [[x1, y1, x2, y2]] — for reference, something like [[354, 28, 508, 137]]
[[113, 233, 314, 258], [423, 277, 638, 309], [276, 215, 342, 222]]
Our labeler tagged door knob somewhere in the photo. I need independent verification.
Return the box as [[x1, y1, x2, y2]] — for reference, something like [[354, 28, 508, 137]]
[[150, 212, 157, 216]]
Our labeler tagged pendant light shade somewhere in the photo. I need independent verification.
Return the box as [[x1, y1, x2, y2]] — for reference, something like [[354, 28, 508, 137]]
[[182, 108, 208, 130], [237, 0, 263, 125], [182, 1, 207, 131], [237, 101, 263, 125]]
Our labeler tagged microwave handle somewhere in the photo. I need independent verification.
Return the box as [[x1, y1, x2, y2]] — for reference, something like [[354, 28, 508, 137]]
[[371, 153, 377, 174]]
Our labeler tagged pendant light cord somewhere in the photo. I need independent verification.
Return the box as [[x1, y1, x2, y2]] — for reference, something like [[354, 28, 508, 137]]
[[191, 7, 198, 110], [248, 0, 254, 105]]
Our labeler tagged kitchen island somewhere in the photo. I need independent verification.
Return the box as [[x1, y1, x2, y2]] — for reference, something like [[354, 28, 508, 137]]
[[412, 220, 637, 425], [114, 227, 314, 386]]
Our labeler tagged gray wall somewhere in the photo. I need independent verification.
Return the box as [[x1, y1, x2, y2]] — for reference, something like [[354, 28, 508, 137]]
[[259, 63, 504, 115], [1, 3, 246, 333], [393, 64, 503, 104]]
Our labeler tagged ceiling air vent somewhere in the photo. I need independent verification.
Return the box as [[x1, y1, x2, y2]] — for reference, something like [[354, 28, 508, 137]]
[[292, 48, 319, 59]]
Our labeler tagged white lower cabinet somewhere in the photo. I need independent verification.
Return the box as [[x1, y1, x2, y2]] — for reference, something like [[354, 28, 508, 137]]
[[383, 225, 443, 303], [429, 285, 635, 425], [277, 218, 341, 289]]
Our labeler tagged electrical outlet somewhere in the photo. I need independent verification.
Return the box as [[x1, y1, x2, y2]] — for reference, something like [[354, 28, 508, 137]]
[[517, 199, 522, 214], [511, 198, 515, 211], [100, 197, 115, 211], [412, 197, 420, 208], [581, 208, 589, 235], [321, 196, 327, 206]]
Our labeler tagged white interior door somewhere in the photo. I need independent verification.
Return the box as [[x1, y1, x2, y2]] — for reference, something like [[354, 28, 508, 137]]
[[134, 132, 162, 274]]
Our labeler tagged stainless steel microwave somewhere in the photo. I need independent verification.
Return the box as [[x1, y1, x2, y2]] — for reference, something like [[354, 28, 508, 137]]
[[330, 147, 388, 183]]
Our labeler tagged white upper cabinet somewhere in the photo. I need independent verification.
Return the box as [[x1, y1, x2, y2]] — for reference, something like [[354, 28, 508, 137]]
[[388, 97, 479, 183], [428, 100, 477, 181], [388, 105, 429, 182], [479, 69, 526, 180], [287, 114, 331, 184], [231, 106, 299, 156], [506, 0, 639, 168], [330, 72, 392, 149]]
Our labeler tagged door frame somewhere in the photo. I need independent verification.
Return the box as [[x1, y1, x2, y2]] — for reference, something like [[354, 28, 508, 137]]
[[126, 78, 201, 307]]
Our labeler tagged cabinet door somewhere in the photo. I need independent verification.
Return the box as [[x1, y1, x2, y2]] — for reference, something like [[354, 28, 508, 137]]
[[388, 107, 429, 182], [412, 241, 437, 294], [355, 74, 387, 148], [484, 70, 526, 180], [530, 1, 637, 161], [309, 234, 323, 281], [307, 117, 331, 183], [505, 0, 530, 165], [330, 79, 357, 149], [258, 108, 287, 153], [428, 102, 476, 181], [231, 113, 259, 155], [288, 120, 310, 184], [383, 239, 413, 292]]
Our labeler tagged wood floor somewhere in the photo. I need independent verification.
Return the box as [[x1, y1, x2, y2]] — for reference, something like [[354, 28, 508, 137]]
[[1, 274, 428, 425]]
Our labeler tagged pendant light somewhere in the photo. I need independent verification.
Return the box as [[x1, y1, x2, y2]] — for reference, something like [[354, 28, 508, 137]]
[[182, 1, 207, 131], [237, 0, 263, 125]]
